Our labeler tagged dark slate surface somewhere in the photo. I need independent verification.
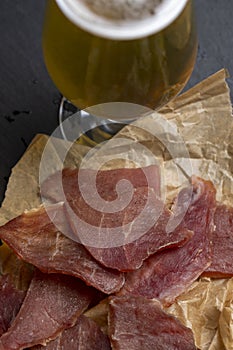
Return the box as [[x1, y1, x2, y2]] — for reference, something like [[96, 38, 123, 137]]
[[0, 0, 233, 204]]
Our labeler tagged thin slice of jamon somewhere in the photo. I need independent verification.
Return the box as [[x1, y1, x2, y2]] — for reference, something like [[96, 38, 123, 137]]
[[0, 203, 125, 294], [0, 274, 26, 337], [30, 315, 111, 350], [41, 165, 160, 203], [43, 166, 192, 271], [119, 177, 216, 306], [84, 194, 193, 271], [0, 269, 95, 350], [41, 166, 161, 239], [203, 204, 233, 277], [108, 296, 197, 350]]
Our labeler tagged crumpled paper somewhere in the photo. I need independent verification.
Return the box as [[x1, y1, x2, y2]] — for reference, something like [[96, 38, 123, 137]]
[[88, 69, 233, 206], [0, 69, 233, 349], [167, 278, 233, 350], [0, 135, 90, 225]]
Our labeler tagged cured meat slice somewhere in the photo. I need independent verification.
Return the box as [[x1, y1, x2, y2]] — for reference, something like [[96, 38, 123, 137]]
[[203, 204, 233, 277], [119, 177, 216, 305], [43, 166, 192, 271], [0, 203, 124, 294], [0, 274, 26, 337], [85, 195, 193, 271], [30, 315, 111, 350], [0, 244, 33, 337], [41, 165, 160, 203], [108, 296, 197, 350], [41, 166, 161, 243], [0, 269, 95, 349]]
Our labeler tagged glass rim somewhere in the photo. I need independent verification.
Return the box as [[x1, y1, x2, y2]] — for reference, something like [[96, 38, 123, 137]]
[[55, 0, 189, 40]]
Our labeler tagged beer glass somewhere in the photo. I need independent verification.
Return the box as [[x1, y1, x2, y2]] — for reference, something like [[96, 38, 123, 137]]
[[42, 0, 197, 142]]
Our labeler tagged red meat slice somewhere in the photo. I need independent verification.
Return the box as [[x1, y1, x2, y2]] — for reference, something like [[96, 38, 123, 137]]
[[0, 275, 26, 337], [41, 165, 160, 203], [84, 196, 193, 271], [0, 269, 95, 349], [41, 166, 161, 246], [119, 177, 216, 305], [203, 204, 233, 277], [108, 296, 197, 350], [42, 166, 192, 271], [30, 315, 111, 350], [0, 203, 124, 294]]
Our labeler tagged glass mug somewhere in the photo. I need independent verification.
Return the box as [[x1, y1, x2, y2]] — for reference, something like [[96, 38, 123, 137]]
[[42, 0, 197, 141]]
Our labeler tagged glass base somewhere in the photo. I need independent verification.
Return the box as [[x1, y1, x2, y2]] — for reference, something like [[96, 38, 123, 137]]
[[58, 97, 127, 147]]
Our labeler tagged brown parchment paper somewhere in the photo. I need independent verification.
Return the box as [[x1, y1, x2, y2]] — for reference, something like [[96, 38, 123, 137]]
[[167, 277, 233, 350], [0, 135, 90, 226], [0, 69, 233, 349]]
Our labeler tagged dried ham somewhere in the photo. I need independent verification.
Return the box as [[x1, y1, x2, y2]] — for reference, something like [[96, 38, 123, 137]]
[[30, 315, 111, 350], [0, 203, 124, 294], [203, 203, 233, 277], [119, 177, 216, 305], [41, 167, 160, 233], [0, 269, 95, 349], [84, 193, 193, 271], [41, 165, 160, 203], [0, 274, 26, 337], [108, 296, 197, 350], [42, 167, 192, 271]]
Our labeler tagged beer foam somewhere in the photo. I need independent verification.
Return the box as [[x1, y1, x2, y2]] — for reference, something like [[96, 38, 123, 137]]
[[56, 0, 188, 40], [83, 0, 162, 20]]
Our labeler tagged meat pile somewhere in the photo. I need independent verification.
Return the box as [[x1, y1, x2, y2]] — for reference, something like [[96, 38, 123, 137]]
[[0, 165, 231, 349]]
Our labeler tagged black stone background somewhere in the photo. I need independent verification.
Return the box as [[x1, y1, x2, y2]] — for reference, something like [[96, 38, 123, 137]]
[[0, 0, 233, 204]]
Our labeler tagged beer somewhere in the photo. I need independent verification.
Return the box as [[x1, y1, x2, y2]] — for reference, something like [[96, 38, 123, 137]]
[[43, 0, 197, 112]]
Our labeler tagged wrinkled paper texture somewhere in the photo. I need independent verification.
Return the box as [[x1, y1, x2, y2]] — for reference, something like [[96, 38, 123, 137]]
[[0, 69, 233, 349], [0, 135, 90, 225], [167, 278, 233, 350]]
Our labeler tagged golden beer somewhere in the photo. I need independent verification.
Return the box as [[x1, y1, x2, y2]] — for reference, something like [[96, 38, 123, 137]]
[[43, 0, 197, 111]]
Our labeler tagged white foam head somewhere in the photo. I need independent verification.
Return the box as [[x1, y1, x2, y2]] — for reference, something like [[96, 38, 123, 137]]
[[56, 0, 189, 40]]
